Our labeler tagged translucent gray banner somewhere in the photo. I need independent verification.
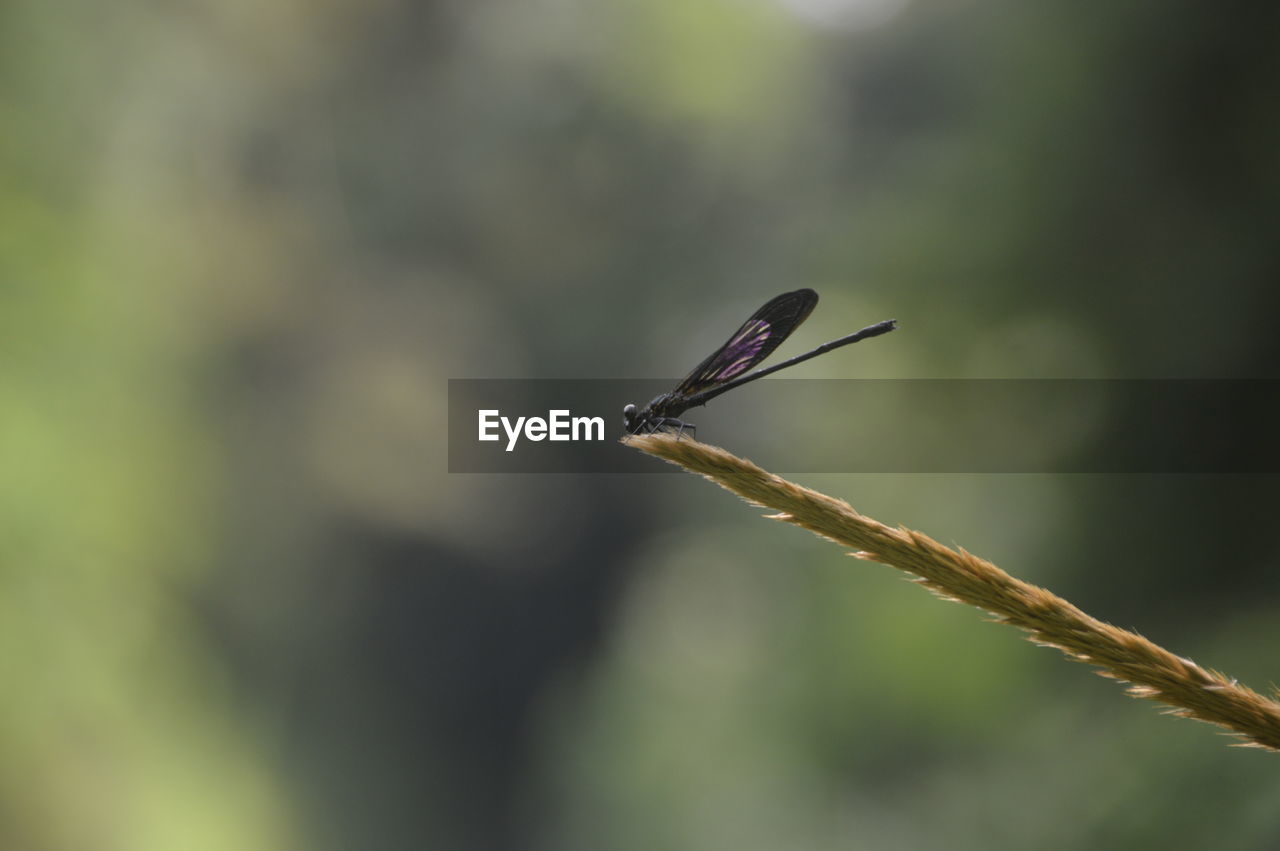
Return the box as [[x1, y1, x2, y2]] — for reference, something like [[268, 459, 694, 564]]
[[447, 379, 1280, 474]]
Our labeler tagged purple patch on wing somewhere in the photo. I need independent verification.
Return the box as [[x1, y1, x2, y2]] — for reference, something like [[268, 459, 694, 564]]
[[705, 319, 770, 380]]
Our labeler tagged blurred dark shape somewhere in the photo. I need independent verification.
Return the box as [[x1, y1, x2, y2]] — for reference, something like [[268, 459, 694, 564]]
[[208, 499, 645, 851]]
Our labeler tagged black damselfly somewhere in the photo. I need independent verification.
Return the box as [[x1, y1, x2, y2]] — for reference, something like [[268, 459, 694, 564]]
[[623, 289, 896, 436]]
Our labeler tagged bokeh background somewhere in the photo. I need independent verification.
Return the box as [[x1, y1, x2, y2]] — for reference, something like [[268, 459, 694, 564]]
[[5, 0, 1280, 848]]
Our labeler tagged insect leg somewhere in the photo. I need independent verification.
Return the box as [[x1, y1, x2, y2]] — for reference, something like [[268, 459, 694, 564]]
[[642, 417, 689, 436]]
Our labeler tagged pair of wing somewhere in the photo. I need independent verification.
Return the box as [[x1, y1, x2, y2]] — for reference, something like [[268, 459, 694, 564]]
[[673, 288, 819, 397]]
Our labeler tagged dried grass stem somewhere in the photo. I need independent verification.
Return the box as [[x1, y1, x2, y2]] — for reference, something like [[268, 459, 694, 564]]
[[625, 434, 1280, 751]]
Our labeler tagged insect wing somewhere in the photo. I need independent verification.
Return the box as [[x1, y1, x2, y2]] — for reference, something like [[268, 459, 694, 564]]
[[672, 289, 818, 396]]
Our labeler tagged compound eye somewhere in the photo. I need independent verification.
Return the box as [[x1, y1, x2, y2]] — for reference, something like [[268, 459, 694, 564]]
[[623, 404, 636, 416]]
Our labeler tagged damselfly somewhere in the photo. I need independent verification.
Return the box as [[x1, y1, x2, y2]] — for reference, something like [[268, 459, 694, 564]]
[[623, 289, 896, 436]]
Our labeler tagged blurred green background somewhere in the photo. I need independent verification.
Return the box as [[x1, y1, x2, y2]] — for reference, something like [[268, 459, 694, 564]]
[[4, 0, 1280, 848]]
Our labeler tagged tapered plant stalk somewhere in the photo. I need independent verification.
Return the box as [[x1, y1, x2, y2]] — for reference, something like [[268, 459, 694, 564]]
[[624, 433, 1280, 752]]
